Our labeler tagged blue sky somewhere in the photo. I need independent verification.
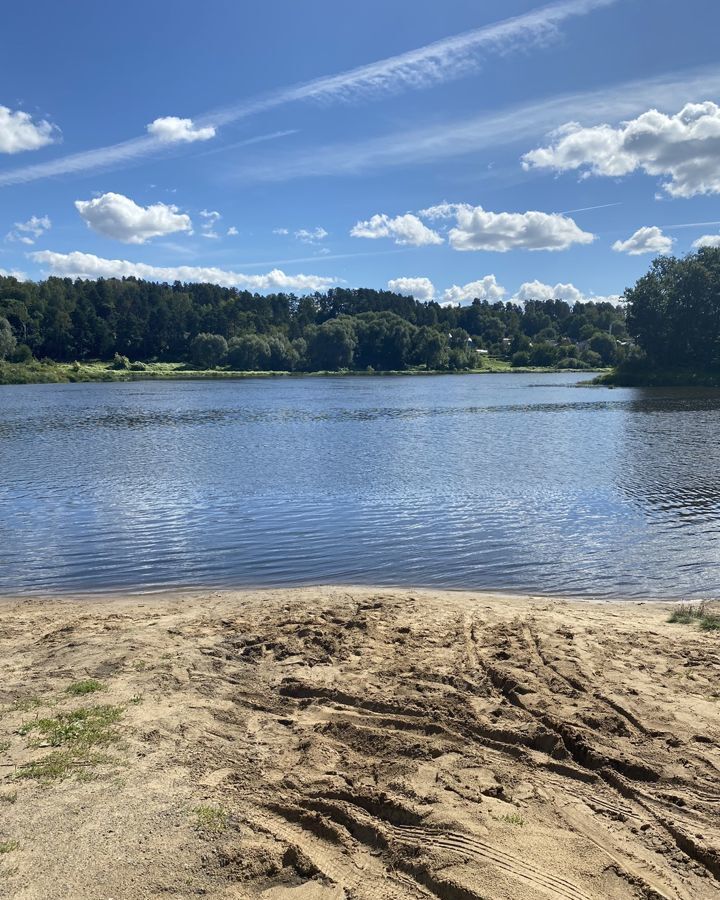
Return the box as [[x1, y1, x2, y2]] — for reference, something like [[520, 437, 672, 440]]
[[2, 0, 720, 304]]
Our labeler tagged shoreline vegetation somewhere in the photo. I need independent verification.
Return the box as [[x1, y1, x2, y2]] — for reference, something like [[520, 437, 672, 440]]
[[1, 586, 719, 899], [0, 357, 608, 385], [0, 274, 626, 385]]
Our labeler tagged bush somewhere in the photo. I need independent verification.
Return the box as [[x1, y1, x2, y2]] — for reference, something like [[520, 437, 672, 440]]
[[129, 361, 147, 371], [581, 349, 603, 368], [0, 317, 16, 361], [557, 357, 589, 369], [511, 351, 531, 367], [110, 352, 130, 370], [227, 334, 271, 370], [529, 343, 559, 367], [190, 333, 228, 369], [11, 343, 33, 363]]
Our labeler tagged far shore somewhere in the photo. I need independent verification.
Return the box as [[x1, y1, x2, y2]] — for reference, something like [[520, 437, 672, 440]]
[[1, 586, 718, 899], [0, 358, 607, 386]]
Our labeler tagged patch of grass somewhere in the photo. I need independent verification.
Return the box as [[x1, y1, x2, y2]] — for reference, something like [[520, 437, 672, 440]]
[[129, 694, 143, 705], [15, 750, 114, 782], [18, 705, 122, 749], [0, 841, 19, 855], [14, 704, 124, 782], [132, 660, 147, 672], [194, 805, 229, 834], [500, 812, 526, 826], [0, 741, 10, 753], [65, 679, 106, 696], [668, 601, 720, 631], [0, 792, 17, 804], [9, 696, 44, 714]]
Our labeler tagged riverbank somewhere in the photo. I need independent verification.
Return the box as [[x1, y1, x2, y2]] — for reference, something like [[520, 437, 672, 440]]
[[0, 358, 604, 385], [597, 366, 720, 387], [1, 587, 718, 899]]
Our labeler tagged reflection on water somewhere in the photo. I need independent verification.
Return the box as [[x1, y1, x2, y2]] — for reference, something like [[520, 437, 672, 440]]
[[0, 374, 718, 598]]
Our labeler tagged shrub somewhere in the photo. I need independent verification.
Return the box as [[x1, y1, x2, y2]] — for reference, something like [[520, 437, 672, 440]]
[[11, 343, 33, 363], [511, 351, 531, 367], [110, 352, 130, 370], [190, 333, 228, 369]]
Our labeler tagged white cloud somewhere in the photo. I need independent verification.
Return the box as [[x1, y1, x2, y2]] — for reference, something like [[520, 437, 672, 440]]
[[74, 192, 192, 244], [0, 266, 27, 280], [295, 227, 329, 243], [0, 130, 291, 188], [512, 280, 622, 305], [211, 0, 617, 121], [418, 202, 466, 220], [0, 0, 617, 185], [441, 275, 507, 305], [227, 226, 239, 236], [199, 209, 221, 239], [30, 250, 336, 293], [523, 101, 720, 198], [146, 116, 216, 143], [351, 213, 443, 246], [0, 106, 58, 154], [446, 204, 594, 252], [692, 234, 720, 249], [273, 228, 289, 235], [6, 214, 51, 245], [387, 277, 435, 301], [227, 66, 720, 185], [612, 226, 673, 255]]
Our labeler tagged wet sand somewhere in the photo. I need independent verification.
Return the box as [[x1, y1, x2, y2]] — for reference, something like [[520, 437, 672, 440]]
[[0, 587, 719, 899]]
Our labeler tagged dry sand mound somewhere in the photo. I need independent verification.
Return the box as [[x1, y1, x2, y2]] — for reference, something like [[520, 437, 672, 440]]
[[0, 588, 719, 899]]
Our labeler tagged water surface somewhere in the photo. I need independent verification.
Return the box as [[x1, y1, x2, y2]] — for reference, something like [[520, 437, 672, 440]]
[[1, 373, 719, 597]]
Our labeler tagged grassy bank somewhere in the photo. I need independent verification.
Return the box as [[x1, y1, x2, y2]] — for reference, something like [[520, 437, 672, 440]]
[[597, 365, 720, 387], [0, 358, 603, 386]]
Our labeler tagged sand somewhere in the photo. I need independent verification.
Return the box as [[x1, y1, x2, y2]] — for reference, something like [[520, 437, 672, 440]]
[[0, 587, 719, 899]]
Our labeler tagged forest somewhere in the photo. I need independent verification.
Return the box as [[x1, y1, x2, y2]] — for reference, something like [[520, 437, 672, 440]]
[[0, 274, 627, 377]]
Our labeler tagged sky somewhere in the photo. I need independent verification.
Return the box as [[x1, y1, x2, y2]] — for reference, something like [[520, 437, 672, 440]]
[[2, 0, 720, 305]]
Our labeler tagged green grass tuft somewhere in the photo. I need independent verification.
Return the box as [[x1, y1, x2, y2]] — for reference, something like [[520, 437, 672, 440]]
[[668, 601, 720, 632], [500, 812, 526, 826], [194, 805, 229, 834], [18, 705, 122, 749], [65, 679, 106, 696], [0, 841, 19, 855]]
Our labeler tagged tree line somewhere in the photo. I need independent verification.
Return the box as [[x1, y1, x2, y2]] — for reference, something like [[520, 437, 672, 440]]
[[0, 275, 628, 372]]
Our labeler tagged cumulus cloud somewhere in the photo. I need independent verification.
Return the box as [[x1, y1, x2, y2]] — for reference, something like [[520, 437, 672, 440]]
[[0, 106, 58, 154], [387, 277, 435, 301], [441, 275, 507, 305], [350, 213, 443, 246], [146, 116, 216, 143], [295, 227, 329, 243], [512, 279, 621, 305], [0, 266, 27, 280], [523, 101, 720, 198], [692, 233, 720, 248], [6, 214, 51, 245], [446, 203, 594, 252], [612, 226, 673, 255], [273, 228, 289, 235], [74, 192, 192, 244], [30, 250, 336, 293], [227, 226, 239, 236]]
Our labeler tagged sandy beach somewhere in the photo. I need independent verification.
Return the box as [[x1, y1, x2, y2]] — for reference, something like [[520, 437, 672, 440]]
[[0, 587, 718, 899]]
